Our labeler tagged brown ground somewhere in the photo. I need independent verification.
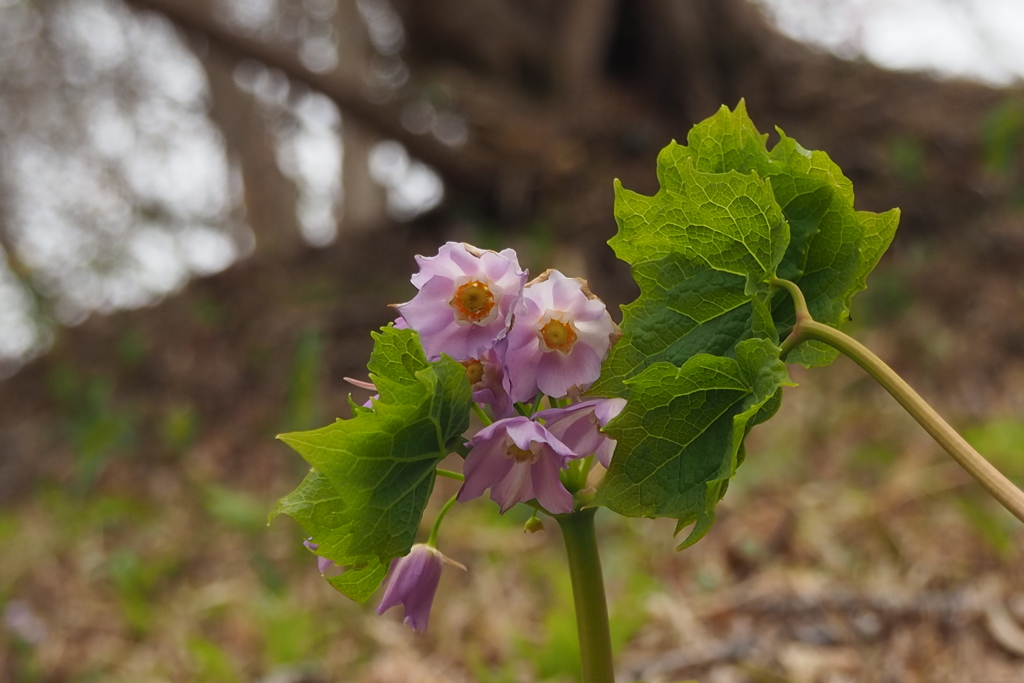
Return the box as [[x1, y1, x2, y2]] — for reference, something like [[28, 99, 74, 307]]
[[1, 217, 1023, 682]]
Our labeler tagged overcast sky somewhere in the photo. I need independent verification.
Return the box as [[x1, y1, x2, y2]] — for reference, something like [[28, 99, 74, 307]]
[[756, 0, 1024, 84]]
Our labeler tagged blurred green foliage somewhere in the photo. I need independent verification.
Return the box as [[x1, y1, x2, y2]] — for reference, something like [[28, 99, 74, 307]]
[[203, 485, 269, 533], [115, 327, 148, 368], [965, 418, 1024, 482], [526, 569, 581, 680], [191, 295, 227, 329], [187, 636, 242, 683], [982, 98, 1024, 175], [161, 403, 199, 452], [955, 495, 1017, 561], [283, 326, 323, 432], [47, 363, 137, 490], [254, 594, 324, 666], [889, 135, 926, 185], [108, 548, 180, 635]]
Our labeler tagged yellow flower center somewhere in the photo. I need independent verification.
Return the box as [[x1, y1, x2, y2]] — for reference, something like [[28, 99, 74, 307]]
[[505, 443, 539, 464], [462, 359, 485, 385], [539, 318, 577, 354], [449, 281, 495, 323]]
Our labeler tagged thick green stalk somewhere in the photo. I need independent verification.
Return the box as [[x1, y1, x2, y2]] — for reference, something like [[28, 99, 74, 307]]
[[557, 509, 615, 683], [795, 319, 1024, 523]]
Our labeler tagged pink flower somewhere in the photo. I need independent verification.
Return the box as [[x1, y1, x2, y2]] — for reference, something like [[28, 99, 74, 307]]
[[395, 242, 526, 361], [376, 544, 462, 632], [303, 538, 341, 576], [504, 270, 620, 402], [535, 398, 627, 468], [461, 341, 514, 419], [458, 417, 578, 514]]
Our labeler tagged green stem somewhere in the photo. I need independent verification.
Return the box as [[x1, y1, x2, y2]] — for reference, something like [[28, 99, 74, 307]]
[[557, 509, 615, 683], [436, 469, 464, 482], [426, 495, 459, 547], [562, 455, 594, 494], [771, 276, 811, 320], [472, 402, 493, 426], [771, 276, 812, 358], [798, 319, 1024, 524]]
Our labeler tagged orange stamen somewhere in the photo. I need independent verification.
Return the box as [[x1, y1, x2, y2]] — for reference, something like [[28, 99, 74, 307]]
[[449, 281, 495, 323], [462, 359, 485, 385], [539, 318, 577, 354], [505, 443, 538, 464]]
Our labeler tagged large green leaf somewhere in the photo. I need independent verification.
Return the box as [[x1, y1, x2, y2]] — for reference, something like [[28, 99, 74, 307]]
[[596, 339, 792, 548], [592, 154, 788, 396], [676, 101, 900, 367], [592, 102, 898, 543], [271, 326, 472, 601]]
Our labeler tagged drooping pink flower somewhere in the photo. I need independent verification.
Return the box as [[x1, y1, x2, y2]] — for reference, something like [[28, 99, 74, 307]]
[[461, 341, 514, 419], [395, 242, 527, 361], [376, 544, 463, 632], [503, 270, 620, 403], [535, 398, 627, 468], [458, 416, 578, 514]]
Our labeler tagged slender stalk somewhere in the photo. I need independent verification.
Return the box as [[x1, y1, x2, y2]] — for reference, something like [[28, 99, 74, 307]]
[[798, 319, 1024, 523], [771, 276, 812, 358], [471, 402, 493, 426], [426, 495, 459, 547], [557, 509, 615, 683], [436, 469, 464, 482], [771, 276, 811, 323]]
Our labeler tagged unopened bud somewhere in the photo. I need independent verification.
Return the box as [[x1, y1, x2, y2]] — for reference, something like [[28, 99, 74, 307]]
[[524, 516, 545, 534], [574, 488, 597, 507]]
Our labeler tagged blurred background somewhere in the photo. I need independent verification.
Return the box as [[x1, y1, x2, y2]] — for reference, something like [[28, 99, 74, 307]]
[[1, 0, 1024, 680]]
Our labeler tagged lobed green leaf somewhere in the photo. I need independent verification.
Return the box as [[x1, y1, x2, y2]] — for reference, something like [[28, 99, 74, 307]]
[[271, 326, 472, 601], [678, 102, 900, 366], [596, 339, 792, 548], [593, 101, 898, 544]]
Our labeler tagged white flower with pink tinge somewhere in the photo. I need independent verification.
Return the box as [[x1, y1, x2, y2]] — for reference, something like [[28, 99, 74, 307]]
[[504, 270, 620, 403], [395, 242, 527, 361]]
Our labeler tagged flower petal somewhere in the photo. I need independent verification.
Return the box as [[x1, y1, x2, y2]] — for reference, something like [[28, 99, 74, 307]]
[[459, 451, 513, 503], [375, 545, 446, 633], [594, 398, 627, 425], [536, 342, 603, 398], [400, 243, 527, 361], [491, 461, 534, 513], [531, 449, 574, 514]]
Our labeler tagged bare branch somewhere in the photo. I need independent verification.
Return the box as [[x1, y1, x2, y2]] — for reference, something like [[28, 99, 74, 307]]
[[121, 0, 500, 195]]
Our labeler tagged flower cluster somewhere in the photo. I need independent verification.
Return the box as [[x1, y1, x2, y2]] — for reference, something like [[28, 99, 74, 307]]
[[309, 242, 626, 632]]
